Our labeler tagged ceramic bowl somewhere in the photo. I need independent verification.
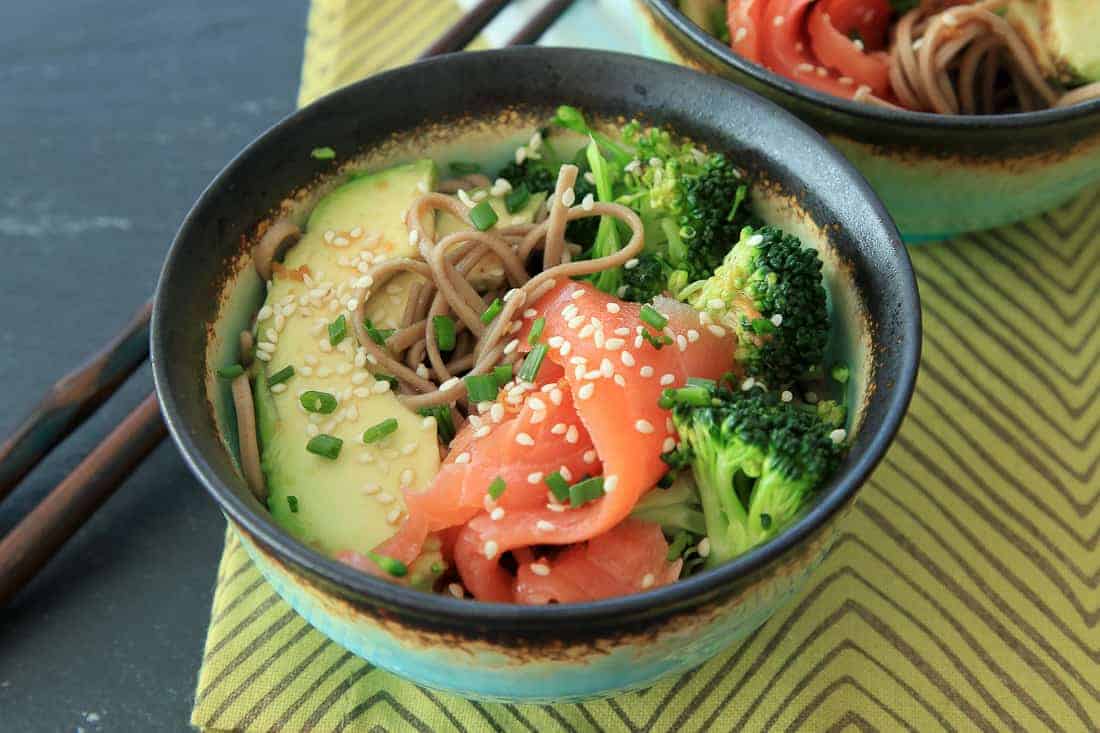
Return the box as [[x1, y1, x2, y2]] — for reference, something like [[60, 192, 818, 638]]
[[638, 0, 1100, 242], [152, 47, 920, 701]]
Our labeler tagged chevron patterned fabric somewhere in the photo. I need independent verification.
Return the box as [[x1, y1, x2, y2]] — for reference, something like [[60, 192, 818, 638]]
[[191, 1, 1100, 730]]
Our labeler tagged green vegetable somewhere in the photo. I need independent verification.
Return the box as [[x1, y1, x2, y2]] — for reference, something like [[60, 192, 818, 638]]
[[665, 530, 693, 561], [267, 365, 295, 386], [216, 364, 245, 379], [569, 476, 605, 508], [362, 418, 399, 444], [481, 298, 503, 324], [584, 139, 623, 295], [328, 314, 347, 346], [469, 200, 499, 231], [488, 477, 507, 500], [621, 253, 672, 303], [505, 184, 531, 213], [492, 364, 513, 387], [433, 315, 456, 351], [365, 550, 408, 577], [551, 106, 631, 166], [677, 156, 750, 281], [666, 381, 844, 567], [527, 317, 545, 345], [518, 343, 548, 383], [417, 405, 456, 443], [362, 318, 395, 345], [306, 434, 343, 460], [545, 472, 571, 503], [464, 374, 499, 403], [300, 390, 337, 414], [287, 495, 299, 513], [630, 476, 706, 534], [831, 364, 850, 384], [685, 226, 829, 383], [310, 147, 336, 160], [640, 304, 668, 329], [448, 161, 481, 175]]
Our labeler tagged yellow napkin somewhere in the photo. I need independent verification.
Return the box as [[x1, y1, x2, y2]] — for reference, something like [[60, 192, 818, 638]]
[[192, 1, 1100, 729]]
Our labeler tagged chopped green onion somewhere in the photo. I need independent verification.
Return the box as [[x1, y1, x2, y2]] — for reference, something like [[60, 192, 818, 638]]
[[306, 434, 343, 459], [363, 318, 394, 345], [518, 343, 548, 383], [505, 184, 531, 213], [469, 200, 498, 231], [310, 146, 336, 160], [687, 377, 716, 389], [727, 184, 748, 222], [759, 513, 773, 530], [480, 298, 503, 324], [569, 476, 605, 508], [751, 317, 776, 335], [656, 472, 674, 489], [287, 495, 299, 513], [366, 550, 408, 578], [448, 161, 481, 175], [268, 365, 295, 386], [300, 390, 337, 414], [487, 477, 507, 500], [328, 314, 347, 346], [831, 364, 850, 384], [362, 418, 398, 444], [373, 373, 399, 390], [666, 531, 691, 561], [433, 315, 456, 351], [464, 374, 499, 403], [527, 317, 545, 345], [492, 364, 513, 387], [545, 472, 570, 503], [640, 304, 668, 329], [417, 406, 455, 443], [641, 329, 669, 350], [217, 364, 245, 379], [430, 561, 443, 574], [658, 385, 712, 410]]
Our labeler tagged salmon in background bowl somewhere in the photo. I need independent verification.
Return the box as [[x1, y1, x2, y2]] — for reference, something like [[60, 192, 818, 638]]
[[638, 0, 1100, 243], [152, 47, 919, 701]]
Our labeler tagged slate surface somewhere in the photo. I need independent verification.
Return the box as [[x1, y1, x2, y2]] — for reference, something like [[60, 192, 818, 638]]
[[0, 2, 305, 729]]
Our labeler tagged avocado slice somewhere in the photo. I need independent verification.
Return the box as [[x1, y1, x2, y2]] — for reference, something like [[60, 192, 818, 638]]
[[1040, 0, 1100, 83], [253, 160, 443, 557]]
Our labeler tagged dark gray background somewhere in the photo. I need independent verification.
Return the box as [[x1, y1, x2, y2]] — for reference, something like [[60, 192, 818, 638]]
[[0, 1, 306, 730]]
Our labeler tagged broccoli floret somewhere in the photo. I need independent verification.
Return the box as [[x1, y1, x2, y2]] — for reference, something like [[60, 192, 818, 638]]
[[621, 253, 671, 303], [664, 383, 845, 566], [678, 154, 751, 282], [684, 225, 829, 383]]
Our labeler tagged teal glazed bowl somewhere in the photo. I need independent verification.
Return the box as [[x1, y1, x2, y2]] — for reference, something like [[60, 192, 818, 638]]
[[639, 0, 1100, 242], [152, 48, 920, 701]]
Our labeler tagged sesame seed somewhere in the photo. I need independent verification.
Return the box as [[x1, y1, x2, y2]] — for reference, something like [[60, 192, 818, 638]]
[[490, 403, 505, 422], [483, 541, 499, 559], [747, 234, 764, 247], [771, 313, 783, 327], [707, 324, 727, 338], [561, 188, 576, 207], [698, 537, 711, 558], [635, 420, 655, 434], [634, 335, 644, 349], [528, 397, 547, 411], [254, 350, 272, 362], [565, 425, 579, 444], [660, 373, 675, 386], [400, 468, 414, 486], [605, 338, 625, 350], [509, 321, 522, 334], [614, 327, 631, 336], [527, 472, 544, 485], [559, 340, 572, 356], [640, 365, 654, 378], [583, 450, 597, 464], [838, 76, 854, 86], [734, 26, 748, 43], [372, 380, 391, 394], [549, 388, 563, 406], [606, 302, 621, 314], [448, 583, 464, 598], [490, 507, 505, 521], [796, 62, 815, 74], [559, 466, 573, 482], [686, 329, 700, 343], [551, 423, 567, 435], [599, 358, 613, 378], [707, 298, 725, 310], [578, 383, 595, 400], [362, 482, 380, 495], [530, 410, 547, 424], [781, 390, 793, 402], [386, 508, 402, 524], [578, 324, 594, 340], [516, 432, 535, 446], [377, 492, 395, 505], [594, 330, 605, 349], [773, 14, 785, 25], [536, 520, 555, 532], [641, 573, 655, 589], [305, 423, 319, 437], [604, 474, 619, 493], [741, 377, 755, 391], [830, 428, 847, 444], [454, 452, 471, 465], [613, 374, 626, 386], [620, 351, 636, 367], [567, 315, 585, 330], [816, 66, 829, 78], [530, 562, 551, 576], [270, 383, 288, 394], [676, 334, 688, 352], [257, 305, 273, 320], [662, 437, 677, 452], [571, 289, 584, 300], [546, 503, 566, 512], [581, 193, 595, 211], [503, 339, 519, 355], [353, 387, 370, 398], [547, 336, 563, 349]]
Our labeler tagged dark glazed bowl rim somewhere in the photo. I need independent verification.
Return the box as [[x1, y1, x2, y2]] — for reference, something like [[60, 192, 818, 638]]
[[646, 0, 1100, 130], [152, 47, 920, 629]]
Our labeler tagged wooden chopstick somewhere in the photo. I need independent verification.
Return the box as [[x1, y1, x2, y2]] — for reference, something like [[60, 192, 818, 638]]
[[0, 299, 152, 502], [0, 0, 575, 606]]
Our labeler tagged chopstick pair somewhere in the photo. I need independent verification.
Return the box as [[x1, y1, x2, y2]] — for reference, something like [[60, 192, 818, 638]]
[[0, 0, 575, 607]]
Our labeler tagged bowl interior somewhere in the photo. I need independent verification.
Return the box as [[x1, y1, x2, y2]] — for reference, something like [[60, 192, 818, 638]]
[[152, 48, 919, 627]]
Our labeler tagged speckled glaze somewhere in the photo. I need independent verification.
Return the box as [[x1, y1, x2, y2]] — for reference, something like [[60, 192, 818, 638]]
[[638, 0, 1100, 243], [152, 48, 920, 701]]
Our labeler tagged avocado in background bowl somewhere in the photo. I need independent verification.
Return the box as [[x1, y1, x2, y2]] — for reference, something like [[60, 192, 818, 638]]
[[152, 48, 919, 701]]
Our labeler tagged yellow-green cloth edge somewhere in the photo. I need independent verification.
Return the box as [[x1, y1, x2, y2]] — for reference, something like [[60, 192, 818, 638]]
[[194, 1, 1100, 729]]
